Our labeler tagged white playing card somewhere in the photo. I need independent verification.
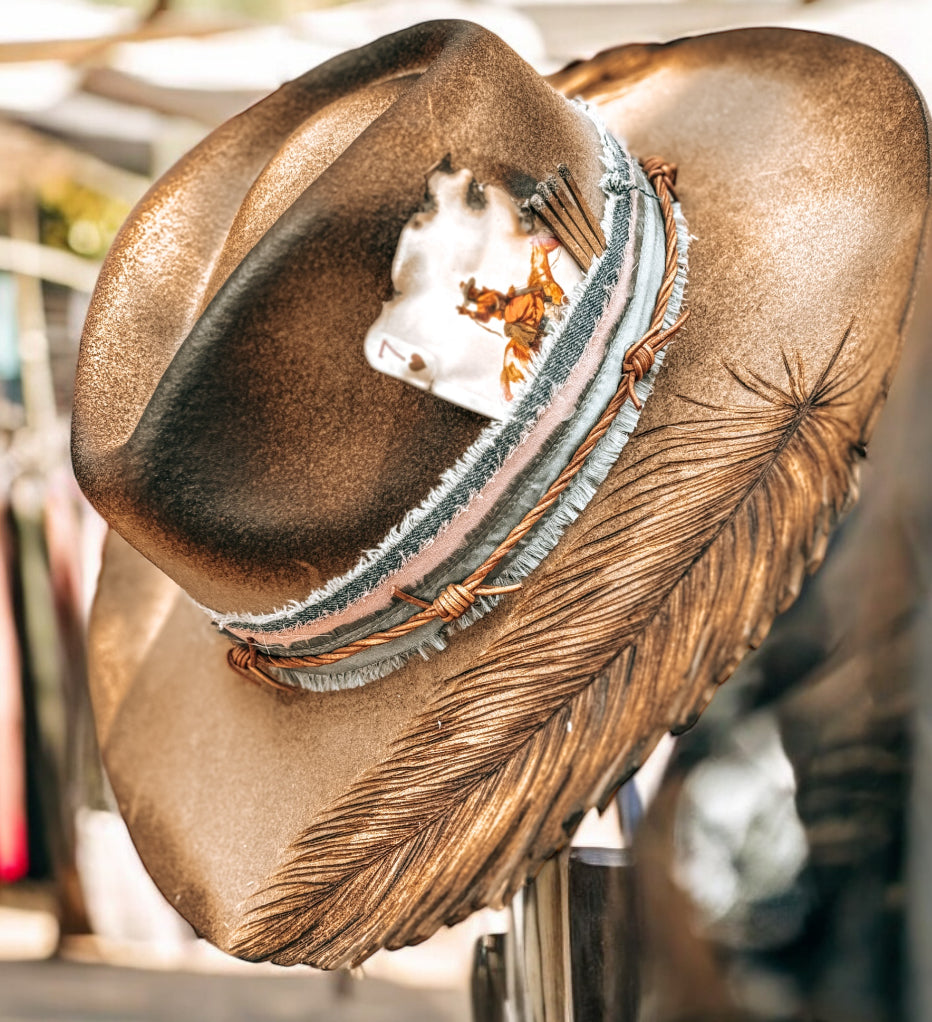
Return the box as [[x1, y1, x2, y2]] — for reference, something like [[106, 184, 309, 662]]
[[364, 167, 583, 420]]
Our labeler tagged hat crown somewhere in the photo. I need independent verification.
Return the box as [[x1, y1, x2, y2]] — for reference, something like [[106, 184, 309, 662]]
[[72, 20, 606, 615]]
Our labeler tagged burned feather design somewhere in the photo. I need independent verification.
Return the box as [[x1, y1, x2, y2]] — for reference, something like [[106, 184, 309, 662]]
[[230, 325, 871, 968]]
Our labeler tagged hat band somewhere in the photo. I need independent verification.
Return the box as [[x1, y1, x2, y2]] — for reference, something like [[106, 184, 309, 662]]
[[222, 126, 689, 690]]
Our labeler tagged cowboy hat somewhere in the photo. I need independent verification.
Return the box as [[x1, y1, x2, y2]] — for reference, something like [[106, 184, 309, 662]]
[[73, 20, 930, 967]]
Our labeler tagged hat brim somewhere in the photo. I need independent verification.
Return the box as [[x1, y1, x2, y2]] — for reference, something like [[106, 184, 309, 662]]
[[88, 26, 930, 967]]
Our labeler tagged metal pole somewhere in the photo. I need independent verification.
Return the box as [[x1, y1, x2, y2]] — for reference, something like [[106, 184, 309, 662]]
[[472, 847, 640, 1022]]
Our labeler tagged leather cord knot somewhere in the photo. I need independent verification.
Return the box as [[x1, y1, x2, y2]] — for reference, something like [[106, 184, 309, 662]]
[[620, 306, 690, 410], [641, 157, 679, 201], [393, 579, 523, 622], [432, 583, 476, 622], [623, 345, 655, 382], [228, 640, 255, 676], [227, 638, 294, 692]]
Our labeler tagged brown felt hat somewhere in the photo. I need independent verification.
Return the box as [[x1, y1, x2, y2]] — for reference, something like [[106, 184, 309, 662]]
[[73, 20, 930, 967]]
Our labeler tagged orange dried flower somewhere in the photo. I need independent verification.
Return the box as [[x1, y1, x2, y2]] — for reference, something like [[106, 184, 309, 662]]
[[457, 239, 566, 400]]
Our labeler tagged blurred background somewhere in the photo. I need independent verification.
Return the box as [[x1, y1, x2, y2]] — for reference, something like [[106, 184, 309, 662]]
[[0, 1, 930, 1020]]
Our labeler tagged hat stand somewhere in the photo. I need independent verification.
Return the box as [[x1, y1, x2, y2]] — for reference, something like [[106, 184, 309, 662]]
[[471, 793, 641, 1021]]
